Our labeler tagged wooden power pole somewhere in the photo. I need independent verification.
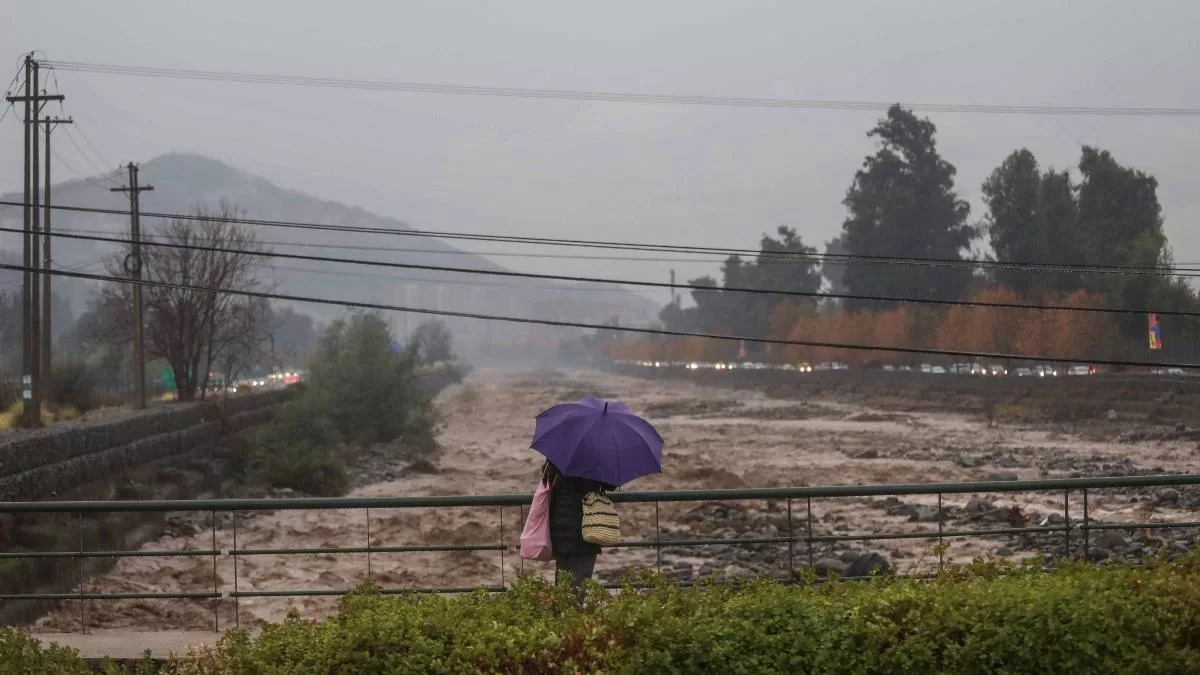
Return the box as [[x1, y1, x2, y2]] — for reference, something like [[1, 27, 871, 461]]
[[41, 116, 72, 389], [6, 55, 63, 427], [111, 163, 154, 409]]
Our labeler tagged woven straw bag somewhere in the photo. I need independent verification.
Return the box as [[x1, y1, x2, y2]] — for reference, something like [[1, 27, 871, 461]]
[[581, 491, 620, 546]]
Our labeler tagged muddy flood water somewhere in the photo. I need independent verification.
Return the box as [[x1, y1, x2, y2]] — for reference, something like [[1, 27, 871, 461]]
[[31, 368, 1200, 632]]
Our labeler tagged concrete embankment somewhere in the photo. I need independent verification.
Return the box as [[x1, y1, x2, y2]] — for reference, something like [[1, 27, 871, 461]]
[[0, 390, 292, 626]]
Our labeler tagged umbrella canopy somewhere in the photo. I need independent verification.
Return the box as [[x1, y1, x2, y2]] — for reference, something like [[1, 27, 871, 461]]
[[531, 396, 663, 487]]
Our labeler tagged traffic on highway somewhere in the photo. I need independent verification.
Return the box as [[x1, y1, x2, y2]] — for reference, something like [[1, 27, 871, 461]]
[[614, 360, 1194, 378]]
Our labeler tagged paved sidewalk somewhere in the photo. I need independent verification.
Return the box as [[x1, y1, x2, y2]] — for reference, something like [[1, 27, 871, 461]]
[[29, 630, 229, 660]]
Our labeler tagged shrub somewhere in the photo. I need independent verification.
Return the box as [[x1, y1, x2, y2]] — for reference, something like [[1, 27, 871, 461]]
[[57, 405, 81, 421], [0, 377, 16, 412], [0, 400, 57, 428], [0, 401, 16, 429], [252, 443, 349, 497], [48, 360, 98, 412], [249, 313, 443, 495], [17, 555, 1200, 673], [0, 628, 90, 674]]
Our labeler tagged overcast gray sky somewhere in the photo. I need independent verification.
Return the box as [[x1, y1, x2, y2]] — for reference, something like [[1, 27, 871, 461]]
[[3, 0, 1199, 301]]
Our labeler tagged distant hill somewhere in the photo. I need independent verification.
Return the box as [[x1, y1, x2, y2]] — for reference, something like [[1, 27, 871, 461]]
[[0, 153, 658, 355]]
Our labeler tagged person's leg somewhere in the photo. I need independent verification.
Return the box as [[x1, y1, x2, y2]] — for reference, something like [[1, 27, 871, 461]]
[[555, 555, 571, 586], [562, 554, 597, 588]]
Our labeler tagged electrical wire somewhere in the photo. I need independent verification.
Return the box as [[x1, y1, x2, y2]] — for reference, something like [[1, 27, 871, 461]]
[[40, 60, 123, 184], [50, 226, 775, 266], [70, 123, 118, 176], [48, 147, 124, 190], [3, 200, 1197, 278], [41, 60, 1200, 118], [57, 126, 122, 185], [8, 225, 1200, 319], [269, 263, 649, 294], [0, 259, 1194, 370]]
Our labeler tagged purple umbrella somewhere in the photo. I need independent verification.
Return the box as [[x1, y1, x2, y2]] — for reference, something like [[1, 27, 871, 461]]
[[531, 396, 663, 487]]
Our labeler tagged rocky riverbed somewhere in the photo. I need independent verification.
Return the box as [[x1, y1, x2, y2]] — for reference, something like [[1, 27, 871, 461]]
[[26, 368, 1200, 632]]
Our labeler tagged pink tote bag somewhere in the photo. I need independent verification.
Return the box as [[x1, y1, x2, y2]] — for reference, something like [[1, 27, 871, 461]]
[[519, 479, 554, 562]]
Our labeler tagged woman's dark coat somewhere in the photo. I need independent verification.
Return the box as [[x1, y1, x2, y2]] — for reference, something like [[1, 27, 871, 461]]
[[548, 475, 615, 557]]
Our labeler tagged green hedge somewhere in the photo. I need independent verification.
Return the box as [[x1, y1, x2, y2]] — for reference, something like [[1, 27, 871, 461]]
[[9, 555, 1200, 673]]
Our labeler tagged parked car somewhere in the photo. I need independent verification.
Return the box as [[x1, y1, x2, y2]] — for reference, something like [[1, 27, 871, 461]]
[[931, 365, 947, 374], [1067, 365, 1095, 376], [987, 365, 1007, 376], [1015, 367, 1034, 377]]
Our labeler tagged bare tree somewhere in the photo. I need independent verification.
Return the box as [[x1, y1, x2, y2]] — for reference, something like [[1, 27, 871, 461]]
[[95, 202, 273, 401]]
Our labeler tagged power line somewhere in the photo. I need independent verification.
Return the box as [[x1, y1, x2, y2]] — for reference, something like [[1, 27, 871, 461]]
[[57, 126, 122, 185], [47, 147, 123, 190], [70, 123, 117, 176], [269, 263, 652, 294], [40, 61, 122, 183], [0, 259, 1194, 370], [51, 226, 761, 266], [42, 60, 1200, 118], [3, 200, 1198, 278], [8, 224, 1200, 319], [0, 62, 22, 127]]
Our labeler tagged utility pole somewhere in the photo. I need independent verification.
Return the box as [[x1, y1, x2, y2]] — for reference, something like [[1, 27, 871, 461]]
[[111, 163, 153, 409], [41, 116, 72, 389], [30, 60, 41, 419], [669, 269, 677, 308], [6, 55, 62, 427]]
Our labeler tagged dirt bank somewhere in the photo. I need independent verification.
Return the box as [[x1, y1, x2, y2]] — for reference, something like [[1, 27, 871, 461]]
[[31, 368, 1200, 632]]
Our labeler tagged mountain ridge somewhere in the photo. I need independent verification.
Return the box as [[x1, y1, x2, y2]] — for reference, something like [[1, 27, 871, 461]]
[[0, 153, 658, 352]]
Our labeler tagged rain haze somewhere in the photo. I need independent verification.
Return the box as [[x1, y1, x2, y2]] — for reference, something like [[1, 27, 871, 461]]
[[3, 1, 1199, 292], [10, 3, 1200, 661]]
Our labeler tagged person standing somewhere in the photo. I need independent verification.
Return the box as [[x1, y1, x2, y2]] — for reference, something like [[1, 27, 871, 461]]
[[528, 396, 664, 587], [542, 460, 614, 588]]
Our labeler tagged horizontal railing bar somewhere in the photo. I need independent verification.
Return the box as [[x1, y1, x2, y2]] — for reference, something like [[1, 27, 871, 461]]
[[230, 586, 506, 598], [807, 525, 1067, 542], [1084, 521, 1200, 531], [0, 592, 219, 601], [614, 536, 793, 548], [231, 544, 505, 556], [2, 473, 1197, 513], [8, 523, 1200, 563], [0, 549, 219, 560]]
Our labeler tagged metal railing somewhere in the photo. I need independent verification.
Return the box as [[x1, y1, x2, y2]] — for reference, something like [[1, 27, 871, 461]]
[[2, 473, 1199, 632]]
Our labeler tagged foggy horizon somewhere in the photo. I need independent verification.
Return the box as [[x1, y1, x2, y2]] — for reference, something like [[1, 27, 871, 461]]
[[4, 0, 1199, 302]]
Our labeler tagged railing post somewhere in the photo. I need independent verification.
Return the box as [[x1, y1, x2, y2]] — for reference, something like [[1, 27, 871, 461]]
[[365, 507, 373, 581], [232, 511, 240, 628], [786, 499, 794, 580], [77, 512, 86, 633], [1082, 489, 1089, 559], [211, 510, 219, 633], [937, 493, 944, 573], [805, 497, 815, 571], [1063, 489, 1071, 559], [518, 505, 526, 575], [499, 507, 506, 588], [655, 502, 662, 575]]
